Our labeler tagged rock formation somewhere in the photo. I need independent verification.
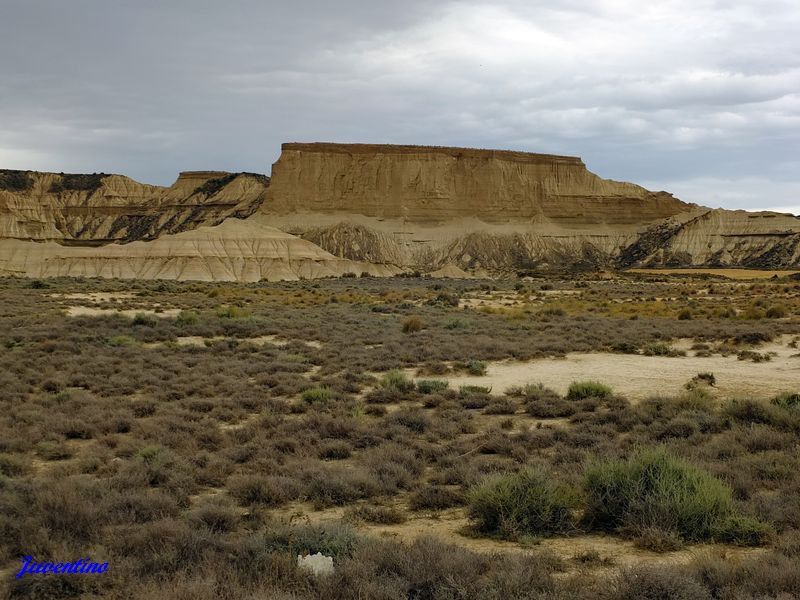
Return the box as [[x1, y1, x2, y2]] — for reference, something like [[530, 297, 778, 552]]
[[0, 143, 798, 281], [265, 143, 687, 224], [262, 143, 799, 272], [0, 214, 398, 281], [0, 169, 269, 243]]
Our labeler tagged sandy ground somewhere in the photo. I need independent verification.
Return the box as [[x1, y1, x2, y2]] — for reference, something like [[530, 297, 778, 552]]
[[628, 268, 800, 280], [65, 306, 181, 318], [146, 335, 323, 348], [423, 338, 799, 401], [54, 292, 185, 318], [52, 292, 136, 302], [269, 502, 765, 572]]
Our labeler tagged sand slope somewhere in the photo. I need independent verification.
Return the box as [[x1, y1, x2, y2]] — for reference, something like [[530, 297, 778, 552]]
[[0, 214, 400, 281]]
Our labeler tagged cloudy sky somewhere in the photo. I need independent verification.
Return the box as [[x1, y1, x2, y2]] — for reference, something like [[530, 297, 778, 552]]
[[1, 0, 798, 212]]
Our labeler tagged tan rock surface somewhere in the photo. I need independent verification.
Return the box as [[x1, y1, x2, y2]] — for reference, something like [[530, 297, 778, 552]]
[[264, 143, 689, 224], [631, 209, 800, 268], [0, 214, 399, 281], [1, 143, 799, 281], [0, 169, 269, 243]]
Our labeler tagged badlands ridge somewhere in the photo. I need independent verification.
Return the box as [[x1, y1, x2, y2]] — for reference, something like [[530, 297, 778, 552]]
[[1, 143, 798, 281]]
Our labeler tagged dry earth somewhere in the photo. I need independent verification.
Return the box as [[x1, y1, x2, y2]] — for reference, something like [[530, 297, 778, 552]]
[[426, 337, 799, 401]]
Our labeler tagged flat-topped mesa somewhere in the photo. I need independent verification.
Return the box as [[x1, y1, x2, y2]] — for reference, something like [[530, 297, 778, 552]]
[[282, 143, 586, 166], [264, 142, 690, 225]]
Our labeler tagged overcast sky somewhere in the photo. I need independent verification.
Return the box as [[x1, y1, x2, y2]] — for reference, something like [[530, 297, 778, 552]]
[[1, 0, 798, 212]]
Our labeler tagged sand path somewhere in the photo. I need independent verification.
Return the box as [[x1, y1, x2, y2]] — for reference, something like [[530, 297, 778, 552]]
[[426, 339, 799, 401]]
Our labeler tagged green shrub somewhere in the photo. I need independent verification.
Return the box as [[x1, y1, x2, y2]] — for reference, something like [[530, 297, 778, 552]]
[[539, 307, 566, 318], [302, 386, 333, 404], [216, 305, 247, 319], [175, 310, 200, 326], [459, 385, 492, 396], [567, 381, 612, 400], [642, 342, 685, 357], [713, 514, 773, 546], [467, 469, 578, 538], [345, 505, 407, 525], [416, 379, 449, 395], [260, 522, 360, 558], [466, 360, 487, 376], [36, 441, 72, 460], [108, 335, 137, 347], [444, 318, 466, 330], [380, 369, 414, 392], [742, 306, 765, 320], [677, 309, 693, 320], [228, 474, 302, 506], [771, 392, 800, 410], [583, 448, 768, 544], [132, 313, 158, 327]]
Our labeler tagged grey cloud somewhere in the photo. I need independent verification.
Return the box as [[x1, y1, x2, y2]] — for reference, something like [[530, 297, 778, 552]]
[[0, 0, 797, 210]]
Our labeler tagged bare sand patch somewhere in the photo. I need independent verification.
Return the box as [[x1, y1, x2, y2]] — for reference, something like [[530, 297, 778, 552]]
[[270, 503, 763, 571], [164, 335, 322, 348], [65, 306, 181, 318], [53, 292, 136, 302], [628, 268, 800, 280], [428, 339, 799, 401]]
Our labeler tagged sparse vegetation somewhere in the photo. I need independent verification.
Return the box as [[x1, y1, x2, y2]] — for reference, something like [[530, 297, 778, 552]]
[[401, 315, 423, 333], [584, 448, 770, 544], [468, 469, 578, 537], [380, 369, 414, 392], [416, 379, 449, 394], [567, 381, 612, 400], [0, 274, 799, 598]]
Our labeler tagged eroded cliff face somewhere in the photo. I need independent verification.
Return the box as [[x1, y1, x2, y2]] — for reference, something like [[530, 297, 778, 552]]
[[0, 169, 269, 244], [0, 214, 399, 282], [620, 209, 800, 269], [1, 143, 798, 282], [264, 143, 689, 225], [260, 143, 800, 272]]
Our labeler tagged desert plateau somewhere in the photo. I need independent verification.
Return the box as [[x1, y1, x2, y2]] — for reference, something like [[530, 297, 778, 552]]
[[3, 1, 800, 598], [3, 145, 800, 600]]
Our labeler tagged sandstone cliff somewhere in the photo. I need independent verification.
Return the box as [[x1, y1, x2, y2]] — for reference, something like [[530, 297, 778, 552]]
[[619, 209, 800, 269], [265, 143, 689, 224], [0, 169, 269, 244], [260, 143, 799, 272], [1, 143, 798, 281]]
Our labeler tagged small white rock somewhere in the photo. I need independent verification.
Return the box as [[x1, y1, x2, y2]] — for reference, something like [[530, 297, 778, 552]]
[[297, 552, 335, 576]]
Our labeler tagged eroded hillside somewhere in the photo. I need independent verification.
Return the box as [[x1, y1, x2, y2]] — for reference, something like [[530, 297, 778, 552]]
[[0, 169, 269, 244], [0, 143, 798, 281], [261, 143, 800, 273]]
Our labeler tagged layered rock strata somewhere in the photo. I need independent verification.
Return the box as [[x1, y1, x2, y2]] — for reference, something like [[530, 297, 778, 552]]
[[0, 143, 798, 281], [0, 169, 269, 244]]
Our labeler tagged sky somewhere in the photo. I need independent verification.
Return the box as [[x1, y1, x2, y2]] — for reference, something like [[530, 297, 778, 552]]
[[0, 0, 798, 213]]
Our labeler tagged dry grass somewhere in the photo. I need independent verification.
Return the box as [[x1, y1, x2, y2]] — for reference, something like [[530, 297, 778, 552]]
[[1, 274, 799, 598]]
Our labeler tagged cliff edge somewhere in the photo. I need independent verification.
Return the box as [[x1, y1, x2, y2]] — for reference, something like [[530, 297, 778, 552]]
[[0, 142, 798, 281]]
